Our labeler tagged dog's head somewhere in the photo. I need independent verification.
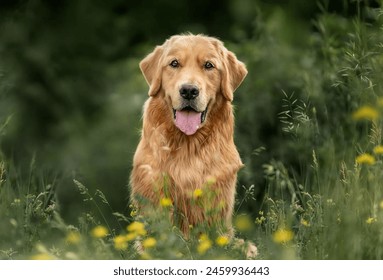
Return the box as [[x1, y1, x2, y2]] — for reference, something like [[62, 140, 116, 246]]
[[140, 34, 247, 135]]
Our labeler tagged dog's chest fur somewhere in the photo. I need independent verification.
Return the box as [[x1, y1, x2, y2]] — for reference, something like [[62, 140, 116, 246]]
[[131, 96, 243, 225]]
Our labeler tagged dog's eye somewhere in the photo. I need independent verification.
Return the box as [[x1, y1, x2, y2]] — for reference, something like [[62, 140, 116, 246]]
[[169, 59, 180, 68], [204, 61, 214, 70]]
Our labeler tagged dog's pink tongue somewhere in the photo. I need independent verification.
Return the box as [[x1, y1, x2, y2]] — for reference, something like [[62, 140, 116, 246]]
[[175, 110, 202, 135]]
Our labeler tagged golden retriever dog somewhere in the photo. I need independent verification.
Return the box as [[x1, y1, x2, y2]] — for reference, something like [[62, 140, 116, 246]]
[[130, 33, 256, 257]]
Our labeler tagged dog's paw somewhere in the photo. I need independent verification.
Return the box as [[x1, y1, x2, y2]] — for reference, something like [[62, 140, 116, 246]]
[[245, 241, 258, 259]]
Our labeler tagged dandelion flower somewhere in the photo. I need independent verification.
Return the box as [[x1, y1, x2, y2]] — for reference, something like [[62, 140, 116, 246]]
[[235, 215, 253, 232], [142, 237, 157, 249], [127, 221, 145, 232], [366, 217, 377, 224], [198, 234, 212, 255], [199, 233, 209, 241], [160, 197, 173, 207], [352, 106, 379, 121], [65, 231, 81, 244], [114, 235, 128, 250], [355, 153, 376, 165], [193, 188, 203, 199], [127, 221, 147, 236], [198, 240, 212, 254], [272, 228, 294, 244], [90, 225, 108, 238], [125, 232, 137, 241], [300, 219, 310, 227], [373, 145, 383, 155], [215, 236, 230, 247]]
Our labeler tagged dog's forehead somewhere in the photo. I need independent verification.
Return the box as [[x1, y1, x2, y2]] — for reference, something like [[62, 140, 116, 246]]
[[165, 36, 220, 59]]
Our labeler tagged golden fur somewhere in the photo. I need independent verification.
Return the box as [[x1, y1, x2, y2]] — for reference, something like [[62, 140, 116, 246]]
[[130, 34, 247, 236]]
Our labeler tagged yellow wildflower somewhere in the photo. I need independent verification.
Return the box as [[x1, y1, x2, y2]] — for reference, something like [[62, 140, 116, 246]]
[[125, 232, 137, 241], [215, 236, 230, 247], [355, 153, 376, 165], [142, 237, 157, 249], [272, 228, 294, 244], [114, 235, 128, 250], [65, 231, 81, 244], [198, 234, 212, 255], [127, 221, 147, 236], [30, 253, 55, 260], [300, 219, 310, 227], [380, 200, 383, 210], [235, 215, 253, 232], [373, 145, 383, 155], [366, 217, 377, 224], [199, 233, 209, 241], [160, 197, 173, 207], [352, 106, 379, 121], [193, 188, 203, 199], [90, 225, 108, 238]]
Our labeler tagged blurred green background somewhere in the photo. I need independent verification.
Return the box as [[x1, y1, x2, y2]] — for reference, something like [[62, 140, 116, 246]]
[[0, 0, 381, 226]]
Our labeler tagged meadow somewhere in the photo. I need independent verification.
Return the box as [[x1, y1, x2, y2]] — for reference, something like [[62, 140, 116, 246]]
[[1, 1, 383, 260]]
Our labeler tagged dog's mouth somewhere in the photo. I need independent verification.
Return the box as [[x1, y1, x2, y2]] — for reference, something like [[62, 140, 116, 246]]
[[172, 106, 208, 135]]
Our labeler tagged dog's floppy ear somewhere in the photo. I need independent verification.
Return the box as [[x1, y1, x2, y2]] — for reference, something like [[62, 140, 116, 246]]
[[140, 45, 164, 96], [221, 50, 248, 102]]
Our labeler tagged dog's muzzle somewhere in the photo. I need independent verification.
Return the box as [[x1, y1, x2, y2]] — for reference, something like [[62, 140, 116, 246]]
[[172, 84, 207, 135]]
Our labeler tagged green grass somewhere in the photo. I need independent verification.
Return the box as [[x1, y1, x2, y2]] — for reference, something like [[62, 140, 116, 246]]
[[1, 4, 383, 260]]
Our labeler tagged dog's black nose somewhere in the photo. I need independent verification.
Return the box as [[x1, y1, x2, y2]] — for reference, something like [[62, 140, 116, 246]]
[[180, 84, 199, 100]]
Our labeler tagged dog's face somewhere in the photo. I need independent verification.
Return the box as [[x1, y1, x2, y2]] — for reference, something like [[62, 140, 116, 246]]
[[140, 34, 247, 135]]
